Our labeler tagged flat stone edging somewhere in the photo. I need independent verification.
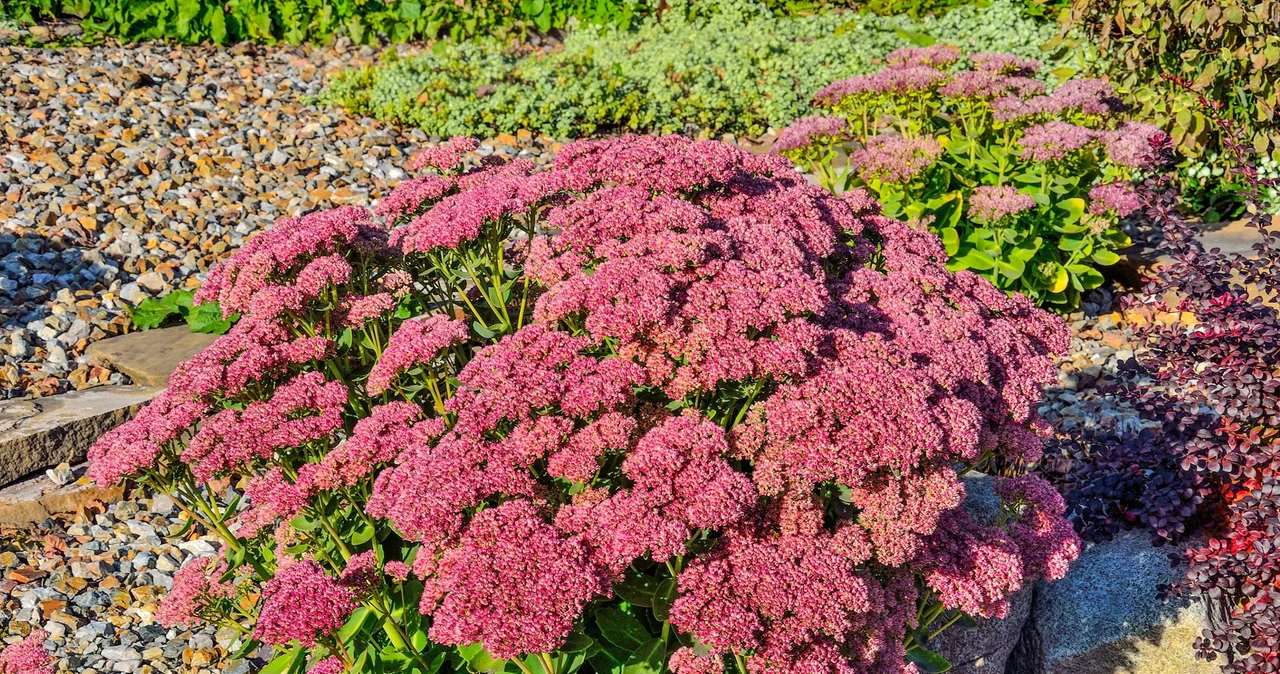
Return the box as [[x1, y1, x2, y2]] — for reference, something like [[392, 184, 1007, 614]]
[[0, 385, 163, 487], [0, 463, 126, 525]]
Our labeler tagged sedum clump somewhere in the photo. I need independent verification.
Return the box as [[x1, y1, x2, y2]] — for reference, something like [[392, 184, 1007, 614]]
[[775, 46, 1165, 310], [322, 0, 1060, 140], [90, 134, 1079, 674]]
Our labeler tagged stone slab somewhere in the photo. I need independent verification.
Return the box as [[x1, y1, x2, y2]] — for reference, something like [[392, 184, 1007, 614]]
[[1038, 529, 1215, 674], [84, 326, 218, 387], [0, 385, 162, 487], [0, 463, 126, 525]]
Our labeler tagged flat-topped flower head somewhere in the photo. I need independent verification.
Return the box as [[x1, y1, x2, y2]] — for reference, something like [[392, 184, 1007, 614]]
[[969, 185, 1037, 223], [971, 52, 1041, 76], [195, 206, 383, 316], [851, 136, 942, 184], [254, 560, 356, 648], [366, 316, 468, 396], [411, 136, 479, 173], [772, 116, 847, 154], [424, 500, 610, 659], [1018, 122, 1100, 162]]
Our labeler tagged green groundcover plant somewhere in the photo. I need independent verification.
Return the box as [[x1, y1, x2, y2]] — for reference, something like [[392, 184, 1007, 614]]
[[66, 135, 1080, 674], [775, 46, 1164, 310], [322, 0, 1062, 139], [0, 0, 648, 44]]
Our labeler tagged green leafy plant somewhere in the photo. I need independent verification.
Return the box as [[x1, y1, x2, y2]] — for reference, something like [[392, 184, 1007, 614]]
[[1060, 0, 1280, 160], [131, 289, 237, 334], [322, 0, 1063, 139], [779, 47, 1160, 310], [0, 0, 648, 44]]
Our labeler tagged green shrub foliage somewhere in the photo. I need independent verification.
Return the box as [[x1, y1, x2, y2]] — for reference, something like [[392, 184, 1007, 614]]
[[0, 0, 648, 43], [322, 0, 1060, 138], [1062, 0, 1280, 160]]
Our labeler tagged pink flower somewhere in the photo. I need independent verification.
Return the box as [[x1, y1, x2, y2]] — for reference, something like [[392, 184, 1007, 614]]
[[384, 561, 412, 583], [423, 500, 610, 659], [994, 475, 1082, 582], [556, 413, 757, 574], [669, 497, 914, 673], [446, 324, 643, 436], [315, 402, 429, 488], [237, 466, 317, 538], [183, 372, 347, 481], [157, 556, 237, 627], [553, 135, 748, 194], [968, 185, 1037, 223], [366, 316, 469, 396], [920, 510, 1024, 619], [168, 317, 332, 400], [87, 389, 208, 485], [339, 292, 395, 327], [939, 71, 1044, 99], [1018, 121, 1100, 162], [850, 136, 942, 184], [1088, 182, 1143, 217], [0, 630, 53, 674], [1104, 122, 1166, 168], [392, 169, 571, 254], [195, 206, 384, 317], [773, 116, 846, 154], [669, 648, 726, 674], [308, 657, 345, 674], [411, 136, 479, 173], [254, 560, 356, 648], [375, 175, 455, 223], [971, 52, 1041, 76]]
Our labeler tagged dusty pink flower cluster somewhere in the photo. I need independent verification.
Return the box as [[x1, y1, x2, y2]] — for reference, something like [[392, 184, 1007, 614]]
[[772, 115, 847, 153], [156, 556, 240, 627], [850, 136, 943, 184], [968, 185, 1038, 222], [254, 560, 358, 648], [0, 631, 52, 674], [372, 137, 1068, 669], [91, 132, 1077, 674]]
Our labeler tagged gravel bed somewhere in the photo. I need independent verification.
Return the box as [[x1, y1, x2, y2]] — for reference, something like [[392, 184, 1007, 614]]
[[0, 482, 255, 674], [0, 40, 557, 400]]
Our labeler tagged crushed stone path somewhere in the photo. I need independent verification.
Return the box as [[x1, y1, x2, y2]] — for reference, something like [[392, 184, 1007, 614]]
[[0, 41, 556, 400]]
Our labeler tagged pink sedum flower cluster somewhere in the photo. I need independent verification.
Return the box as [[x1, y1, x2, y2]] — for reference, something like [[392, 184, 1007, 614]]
[[0, 631, 53, 674], [90, 132, 1078, 674], [254, 560, 357, 648], [968, 185, 1038, 223]]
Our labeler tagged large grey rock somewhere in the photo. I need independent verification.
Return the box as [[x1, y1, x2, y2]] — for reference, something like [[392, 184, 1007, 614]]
[[0, 385, 162, 487], [84, 326, 218, 387], [931, 587, 1033, 674], [1037, 529, 1216, 674]]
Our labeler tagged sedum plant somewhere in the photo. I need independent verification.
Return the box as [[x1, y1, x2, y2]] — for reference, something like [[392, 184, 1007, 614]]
[[776, 46, 1165, 310], [89, 134, 1079, 674]]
